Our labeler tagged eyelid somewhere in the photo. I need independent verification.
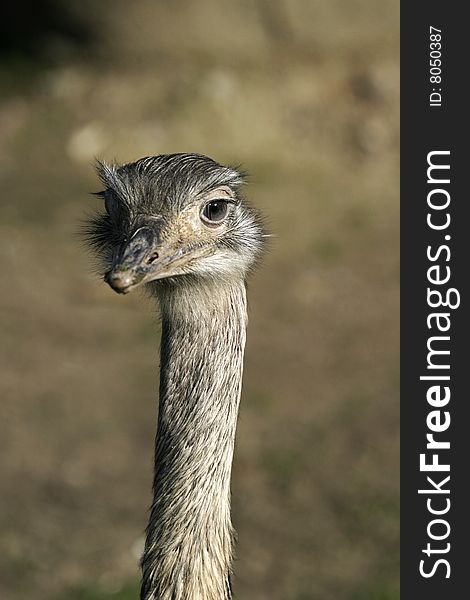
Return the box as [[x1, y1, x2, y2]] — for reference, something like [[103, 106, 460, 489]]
[[205, 197, 238, 205], [200, 185, 237, 200]]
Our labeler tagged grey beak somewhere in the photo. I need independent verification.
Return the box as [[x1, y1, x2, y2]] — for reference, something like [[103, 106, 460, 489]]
[[105, 227, 160, 294]]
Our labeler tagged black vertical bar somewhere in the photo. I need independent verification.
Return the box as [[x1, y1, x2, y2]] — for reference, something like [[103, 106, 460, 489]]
[[401, 4, 468, 599]]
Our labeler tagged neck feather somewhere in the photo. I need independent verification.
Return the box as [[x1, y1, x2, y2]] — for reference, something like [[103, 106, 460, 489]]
[[141, 279, 247, 600]]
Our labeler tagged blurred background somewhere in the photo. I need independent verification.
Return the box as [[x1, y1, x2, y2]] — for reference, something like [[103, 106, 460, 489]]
[[0, 1, 399, 599]]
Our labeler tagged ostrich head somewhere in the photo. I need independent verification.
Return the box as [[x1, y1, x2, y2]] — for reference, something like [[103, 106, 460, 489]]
[[87, 153, 264, 293]]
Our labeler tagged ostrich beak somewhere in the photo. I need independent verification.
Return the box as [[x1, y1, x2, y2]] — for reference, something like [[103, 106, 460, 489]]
[[105, 227, 192, 294]]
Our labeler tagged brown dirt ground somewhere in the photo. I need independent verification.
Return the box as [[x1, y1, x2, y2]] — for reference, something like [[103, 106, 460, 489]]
[[0, 2, 399, 599]]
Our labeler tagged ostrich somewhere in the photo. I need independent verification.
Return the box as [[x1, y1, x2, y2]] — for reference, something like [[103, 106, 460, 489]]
[[85, 153, 265, 600]]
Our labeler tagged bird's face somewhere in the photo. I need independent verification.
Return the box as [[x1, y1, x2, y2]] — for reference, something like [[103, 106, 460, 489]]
[[86, 154, 264, 293]]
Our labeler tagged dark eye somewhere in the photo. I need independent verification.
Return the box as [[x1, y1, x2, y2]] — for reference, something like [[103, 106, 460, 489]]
[[99, 190, 120, 217], [104, 195, 114, 214], [201, 200, 229, 224]]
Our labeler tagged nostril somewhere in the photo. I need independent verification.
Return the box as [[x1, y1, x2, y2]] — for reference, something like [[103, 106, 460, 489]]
[[146, 251, 159, 265]]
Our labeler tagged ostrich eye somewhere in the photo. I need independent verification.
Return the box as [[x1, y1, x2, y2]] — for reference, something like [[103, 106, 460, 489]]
[[104, 194, 116, 215], [201, 200, 229, 224], [104, 196, 112, 214]]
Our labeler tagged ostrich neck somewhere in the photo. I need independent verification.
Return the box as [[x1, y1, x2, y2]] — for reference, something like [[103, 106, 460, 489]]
[[141, 280, 248, 600]]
